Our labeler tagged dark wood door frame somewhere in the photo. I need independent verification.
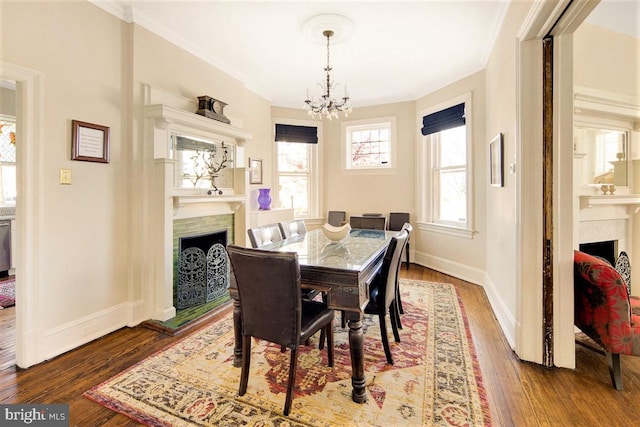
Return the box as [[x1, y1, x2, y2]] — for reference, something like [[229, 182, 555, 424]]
[[542, 35, 554, 368]]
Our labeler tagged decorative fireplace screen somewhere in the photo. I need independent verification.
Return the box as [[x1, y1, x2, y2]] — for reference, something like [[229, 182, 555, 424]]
[[177, 230, 229, 309]]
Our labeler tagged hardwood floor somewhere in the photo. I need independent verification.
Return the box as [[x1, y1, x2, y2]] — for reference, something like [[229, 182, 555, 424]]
[[1, 265, 639, 426]]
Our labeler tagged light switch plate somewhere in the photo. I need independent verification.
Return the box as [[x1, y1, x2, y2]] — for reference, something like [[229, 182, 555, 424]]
[[59, 169, 72, 185]]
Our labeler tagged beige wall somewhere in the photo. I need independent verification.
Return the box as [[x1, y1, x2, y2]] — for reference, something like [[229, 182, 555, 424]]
[[1, 0, 274, 365], [574, 23, 640, 96]]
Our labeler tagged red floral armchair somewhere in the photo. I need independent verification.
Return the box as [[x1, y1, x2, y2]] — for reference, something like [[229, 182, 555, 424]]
[[574, 250, 640, 389]]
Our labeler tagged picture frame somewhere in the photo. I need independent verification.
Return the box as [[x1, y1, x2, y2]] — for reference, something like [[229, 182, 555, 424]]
[[71, 120, 110, 163], [490, 133, 504, 187], [249, 158, 263, 184]]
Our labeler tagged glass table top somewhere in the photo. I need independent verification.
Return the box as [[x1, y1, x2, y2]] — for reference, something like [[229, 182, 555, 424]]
[[261, 228, 395, 271]]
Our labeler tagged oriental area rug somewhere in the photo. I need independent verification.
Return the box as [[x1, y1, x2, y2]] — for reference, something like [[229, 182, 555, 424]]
[[85, 280, 492, 426], [0, 278, 15, 308]]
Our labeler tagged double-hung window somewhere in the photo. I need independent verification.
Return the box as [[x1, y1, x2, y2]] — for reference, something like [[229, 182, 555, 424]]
[[275, 122, 320, 218], [343, 117, 396, 173], [417, 94, 474, 237], [0, 116, 16, 206]]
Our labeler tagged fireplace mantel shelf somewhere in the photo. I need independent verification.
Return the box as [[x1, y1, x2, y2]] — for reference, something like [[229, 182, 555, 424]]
[[173, 191, 246, 207], [580, 194, 640, 212]]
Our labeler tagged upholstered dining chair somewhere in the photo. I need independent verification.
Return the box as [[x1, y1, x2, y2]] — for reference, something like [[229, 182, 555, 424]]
[[388, 212, 411, 269], [350, 215, 386, 230], [327, 210, 346, 227], [226, 245, 335, 416], [366, 229, 409, 364], [278, 219, 307, 239], [574, 250, 640, 390], [394, 222, 413, 324], [247, 223, 284, 248], [248, 222, 317, 301]]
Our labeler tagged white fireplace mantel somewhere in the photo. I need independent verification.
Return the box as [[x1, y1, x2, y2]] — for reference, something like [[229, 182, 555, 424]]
[[580, 194, 640, 212], [143, 94, 253, 322]]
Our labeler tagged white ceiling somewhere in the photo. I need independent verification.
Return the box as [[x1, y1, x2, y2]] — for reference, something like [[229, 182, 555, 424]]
[[92, 0, 638, 110]]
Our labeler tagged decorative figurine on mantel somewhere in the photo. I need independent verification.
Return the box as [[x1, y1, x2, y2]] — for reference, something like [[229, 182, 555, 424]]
[[196, 95, 231, 124]]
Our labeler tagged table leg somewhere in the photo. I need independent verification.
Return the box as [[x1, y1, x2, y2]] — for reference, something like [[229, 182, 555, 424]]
[[348, 317, 367, 403]]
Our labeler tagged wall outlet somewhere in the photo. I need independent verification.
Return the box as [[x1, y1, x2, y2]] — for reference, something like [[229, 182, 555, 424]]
[[59, 169, 72, 185]]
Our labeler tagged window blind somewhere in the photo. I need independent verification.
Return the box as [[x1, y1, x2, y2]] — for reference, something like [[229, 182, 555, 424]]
[[275, 124, 318, 144], [421, 103, 465, 136]]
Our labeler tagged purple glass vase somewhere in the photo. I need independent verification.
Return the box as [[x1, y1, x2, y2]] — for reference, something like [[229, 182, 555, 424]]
[[258, 188, 272, 210]]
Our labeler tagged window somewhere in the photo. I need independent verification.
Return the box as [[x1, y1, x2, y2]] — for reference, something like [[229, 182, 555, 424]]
[[343, 117, 396, 172], [0, 117, 16, 206], [417, 94, 473, 237], [275, 122, 320, 218]]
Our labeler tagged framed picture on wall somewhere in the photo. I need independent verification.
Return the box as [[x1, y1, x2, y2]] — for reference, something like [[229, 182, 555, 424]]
[[71, 120, 110, 163], [490, 133, 504, 187], [249, 158, 263, 184]]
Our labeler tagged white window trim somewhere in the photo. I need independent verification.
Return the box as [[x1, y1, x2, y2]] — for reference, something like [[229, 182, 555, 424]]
[[272, 117, 323, 219], [342, 116, 397, 175], [416, 92, 475, 238]]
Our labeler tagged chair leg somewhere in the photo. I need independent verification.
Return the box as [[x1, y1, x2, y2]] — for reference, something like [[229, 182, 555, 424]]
[[319, 328, 326, 350], [341, 310, 346, 328], [326, 321, 334, 367], [284, 348, 298, 416], [396, 285, 405, 315], [239, 335, 252, 396], [405, 242, 410, 270], [390, 304, 401, 343], [607, 352, 624, 390], [378, 313, 394, 365]]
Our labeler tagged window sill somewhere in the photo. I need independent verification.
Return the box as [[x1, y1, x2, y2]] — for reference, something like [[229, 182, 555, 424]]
[[416, 221, 475, 239], [342, 167, 397, 176]]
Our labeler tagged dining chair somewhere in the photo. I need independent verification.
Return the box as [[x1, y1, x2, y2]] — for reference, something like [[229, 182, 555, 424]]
[[364, 229, 408, 364], [278, 219, 307, 239], [226, 245, 334, 416], [388, 212, 410, 269], [327, 210, 346, 227], [247, 223, 284, 248], [349, 215, 386, 230], [323, 229, 408, 364], [249, 222, 317, 301], [395, 222, 413, 322]]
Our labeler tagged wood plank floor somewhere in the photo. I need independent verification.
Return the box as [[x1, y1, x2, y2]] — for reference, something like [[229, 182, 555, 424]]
[[1, 265, 639, 426]]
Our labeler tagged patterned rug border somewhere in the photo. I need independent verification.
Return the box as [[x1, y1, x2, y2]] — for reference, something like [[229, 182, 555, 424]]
[[85, 279, 493, 426]]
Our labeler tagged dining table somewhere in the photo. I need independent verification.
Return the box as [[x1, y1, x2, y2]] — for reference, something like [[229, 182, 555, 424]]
[[228, 227, 395, 403]]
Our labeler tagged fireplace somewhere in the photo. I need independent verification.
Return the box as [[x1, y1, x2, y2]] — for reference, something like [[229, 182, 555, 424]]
[[173, 214, 235, 311], [579, 240, 617, 265], [177, 230, 228, 309]]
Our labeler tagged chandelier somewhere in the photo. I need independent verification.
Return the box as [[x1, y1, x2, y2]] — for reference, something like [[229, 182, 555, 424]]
[[304, 29, 352, 120]]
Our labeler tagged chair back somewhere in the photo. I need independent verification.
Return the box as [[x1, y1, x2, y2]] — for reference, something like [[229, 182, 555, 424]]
[[226, 245, 301, 348], [350, 215, 386, 230], [377, 230, 409, 310], [247, 224, 284, 248], [327, 211, 346, 227], [388, 212, 410, 231], [279, 220, 307, 239], [401, 222, 413, 241], [574, 250, 636, 354]]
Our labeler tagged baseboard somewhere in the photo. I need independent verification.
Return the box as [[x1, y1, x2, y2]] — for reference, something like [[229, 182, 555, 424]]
[[413, 250, 484, 286], [413, 250, 516, 350], [482, 273, 516, 350], [42, 301, 140, 362]]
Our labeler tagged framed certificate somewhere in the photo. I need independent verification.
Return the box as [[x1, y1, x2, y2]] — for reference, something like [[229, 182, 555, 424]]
[[72, 120, 110, 163]]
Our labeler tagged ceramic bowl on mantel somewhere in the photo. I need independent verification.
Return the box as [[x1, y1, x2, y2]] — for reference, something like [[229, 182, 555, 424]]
[[322, 223, 351, 242]]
